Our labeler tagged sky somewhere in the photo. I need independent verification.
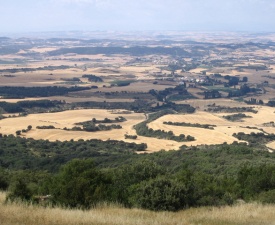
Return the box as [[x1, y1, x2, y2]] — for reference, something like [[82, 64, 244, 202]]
[[1, 0, 275, 33]]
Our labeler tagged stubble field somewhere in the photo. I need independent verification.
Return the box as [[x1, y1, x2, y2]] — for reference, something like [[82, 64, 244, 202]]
[[1, 105, 275, 151], [0, 109, 183, 152], [148, 105, 275, 148]]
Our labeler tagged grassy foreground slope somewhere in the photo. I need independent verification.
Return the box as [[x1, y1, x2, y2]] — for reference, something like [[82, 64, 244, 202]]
[[1, 192, 275, 225]]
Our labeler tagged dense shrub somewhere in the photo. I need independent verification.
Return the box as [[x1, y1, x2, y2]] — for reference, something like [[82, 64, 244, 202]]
[[131, 177, 188, 211], [50, 159, 112, 208]]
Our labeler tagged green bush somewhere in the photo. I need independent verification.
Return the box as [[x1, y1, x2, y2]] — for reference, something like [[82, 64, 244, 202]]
[[49, 159, 112, 208], [7, 178, 32, 202], [0, 169, 9, 190], [131, 177, 188, 211]]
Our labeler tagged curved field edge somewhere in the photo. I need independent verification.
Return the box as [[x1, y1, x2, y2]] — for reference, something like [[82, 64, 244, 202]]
[[0, 192, 275, 225]]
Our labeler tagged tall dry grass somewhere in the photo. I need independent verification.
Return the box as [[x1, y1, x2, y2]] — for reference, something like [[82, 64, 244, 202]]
[[1, 191, 275, 225]]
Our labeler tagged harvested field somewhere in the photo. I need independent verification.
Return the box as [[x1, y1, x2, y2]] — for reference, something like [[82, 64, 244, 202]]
[[177, 99, 249, 110], [1, 105, 275, 151], [229, 106, 275, 125], [189, 68, 206, 74], [0, 108, 144, 136], [119, 65, 160, 75], [0, 109, 181, 152], [1, 102, 275, 151], [148, 111, 240, 146], [148, 106, 275, 147]]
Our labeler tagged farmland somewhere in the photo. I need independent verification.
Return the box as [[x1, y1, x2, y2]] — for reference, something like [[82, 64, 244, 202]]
[[0, 32, 275, 151], [1, 32, 275, 223], [1, 105, 275, 151]]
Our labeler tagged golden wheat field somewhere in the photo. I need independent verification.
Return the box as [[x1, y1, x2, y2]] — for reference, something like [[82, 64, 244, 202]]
[[148, 106, 275, 148], [1, 105, 275, 151], [148, 111, 239, 146], [177, 99, 249, 110], [1, 192, 275, 225], [0, 109, 182, 152], [0, 109, 144, 139]]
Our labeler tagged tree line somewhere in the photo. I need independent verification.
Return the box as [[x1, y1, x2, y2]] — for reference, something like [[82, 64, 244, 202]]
[[0, 100, 62, 113], [1, 136, 275, 211], [0, 86, 90, 98]]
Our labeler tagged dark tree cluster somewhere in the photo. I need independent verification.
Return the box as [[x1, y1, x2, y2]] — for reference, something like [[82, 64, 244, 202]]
[[245, 98, 264, 105], [75, 117, 126, 126], [267, 100, 275, 107], [204, 90, 221, 99], [223, 113, 252, 122], [60, 77, 81, 82], [164, 121, 216, 129], [124, 134, 138, 139], [70, 123, 122, 132], [82, 74, 103, 82], [227, 84, 260, 97], [0, 86, 90, 98], [233, 132, 275, 147], [36, 125, 56, 129], [0, 100, 64, 113]]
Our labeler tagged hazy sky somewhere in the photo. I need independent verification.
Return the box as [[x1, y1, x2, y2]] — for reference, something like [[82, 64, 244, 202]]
[[1, 0, 275, 33]]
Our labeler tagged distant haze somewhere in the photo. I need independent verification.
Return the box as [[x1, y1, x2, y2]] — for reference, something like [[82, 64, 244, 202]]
[[1, 0, 275, 34]]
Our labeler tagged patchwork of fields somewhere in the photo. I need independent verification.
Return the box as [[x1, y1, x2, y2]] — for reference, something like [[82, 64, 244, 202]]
[[0, 34, 275, 153]]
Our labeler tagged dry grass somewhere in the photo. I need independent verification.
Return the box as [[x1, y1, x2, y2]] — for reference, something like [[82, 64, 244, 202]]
[[177, 99, 248, 110], [189, 68, 206, 74], [1, 192, 275, 225]]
